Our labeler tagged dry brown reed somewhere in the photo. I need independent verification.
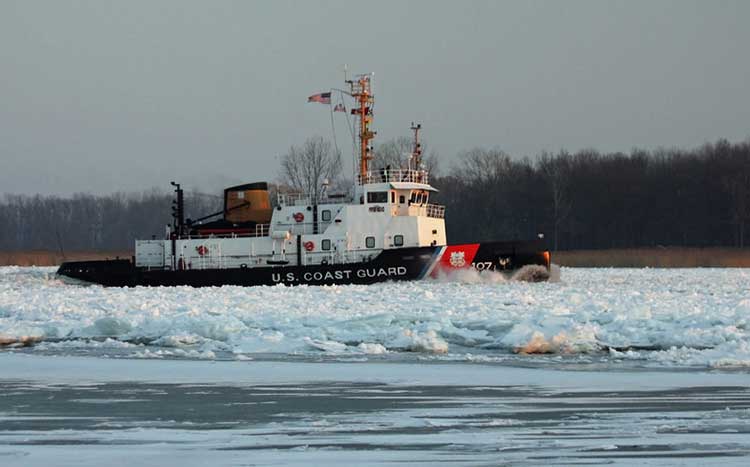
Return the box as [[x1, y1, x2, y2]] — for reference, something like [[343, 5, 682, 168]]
[[553, 247, 750, 268]]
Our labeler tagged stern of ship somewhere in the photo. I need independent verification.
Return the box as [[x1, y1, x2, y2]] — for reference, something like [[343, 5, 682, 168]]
[[57, 259, 137, 287]]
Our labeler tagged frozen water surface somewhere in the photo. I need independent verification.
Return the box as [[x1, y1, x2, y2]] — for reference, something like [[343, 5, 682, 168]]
[[1, 266, 750, 465], [2, 266, 750, 367], [2, 355, 750, 466]]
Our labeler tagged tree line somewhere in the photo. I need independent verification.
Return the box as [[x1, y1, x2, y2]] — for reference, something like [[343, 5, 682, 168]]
[[0, 190, 221, 252], [1, 138, 749, 252], [433, 139, 750, 249]]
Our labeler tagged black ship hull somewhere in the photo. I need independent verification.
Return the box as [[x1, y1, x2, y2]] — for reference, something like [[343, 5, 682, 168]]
[[57, 241, 550, 287]]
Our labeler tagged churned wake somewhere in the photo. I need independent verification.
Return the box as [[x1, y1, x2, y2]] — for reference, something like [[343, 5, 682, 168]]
[[431, 263, 557, 284], [1, 266, 750, 368]]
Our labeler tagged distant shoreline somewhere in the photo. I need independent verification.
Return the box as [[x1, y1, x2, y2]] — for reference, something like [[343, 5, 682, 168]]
[[2, 247, 750, 268]]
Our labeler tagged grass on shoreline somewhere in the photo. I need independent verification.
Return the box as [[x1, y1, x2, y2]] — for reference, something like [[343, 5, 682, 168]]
[[2, 247, 750, 268], [553, 247, 750, 268]]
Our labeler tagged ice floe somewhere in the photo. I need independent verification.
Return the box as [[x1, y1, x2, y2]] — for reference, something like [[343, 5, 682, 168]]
[[1, 266, 750, 368]]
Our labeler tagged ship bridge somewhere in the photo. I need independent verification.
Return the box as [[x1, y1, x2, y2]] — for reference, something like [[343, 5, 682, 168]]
[[354, 168, 444, 220]]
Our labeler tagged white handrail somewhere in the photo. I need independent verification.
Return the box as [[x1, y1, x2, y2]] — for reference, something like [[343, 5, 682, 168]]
[[357, 169, 429, 185], [277, 192, 353, 206], [424, 203, 445, 219], [180, 223, 270, 239]]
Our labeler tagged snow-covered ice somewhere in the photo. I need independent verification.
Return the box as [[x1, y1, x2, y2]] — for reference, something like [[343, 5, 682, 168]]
[[2, 266, 750, 367], [3, 266, 750, 465]]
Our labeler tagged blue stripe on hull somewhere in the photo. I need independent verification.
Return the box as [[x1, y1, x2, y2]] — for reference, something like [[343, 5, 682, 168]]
[[417, 246, 445, 280]]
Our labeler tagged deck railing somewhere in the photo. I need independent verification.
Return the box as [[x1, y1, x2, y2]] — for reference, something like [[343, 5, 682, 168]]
[[277, 192, 352, 207], [419, 204, 445, 219], [357, 169, 429, 185], [424, 203, 445, 219], [180, 223, 270, 239], [273, 221, 333, 235]]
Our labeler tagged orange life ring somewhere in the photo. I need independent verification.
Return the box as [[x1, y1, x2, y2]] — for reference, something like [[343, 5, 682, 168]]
[[303, 241, 315, 252], [196, 245, 208, 256], [293, 212, 305, 223]]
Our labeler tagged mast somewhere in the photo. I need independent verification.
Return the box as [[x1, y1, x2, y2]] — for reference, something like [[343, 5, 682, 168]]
[[410, 122, 422, 170], [170, 181, 184, 235], [347, 74, 376, 183]]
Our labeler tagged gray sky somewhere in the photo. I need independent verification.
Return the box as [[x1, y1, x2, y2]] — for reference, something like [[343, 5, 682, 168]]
[[2, 0, 749, 195]]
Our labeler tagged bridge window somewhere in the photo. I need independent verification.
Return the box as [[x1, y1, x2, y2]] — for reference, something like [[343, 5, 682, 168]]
[[399, 195, 405, 204], [391, 191, 395, 203], [367, 191, 388, 203], [394, 235, 404, 247], [321, 239, 331, 250], [321, 209, 331, 221], [365, 236, 375, 248]]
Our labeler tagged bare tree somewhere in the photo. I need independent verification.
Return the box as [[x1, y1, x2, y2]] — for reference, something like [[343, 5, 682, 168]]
[[723, 166, 750, 248], [374, 136, 440, 176], [279, 136, 342, 201], [452, 147, 519, 241], [539, 151, 573, 251]]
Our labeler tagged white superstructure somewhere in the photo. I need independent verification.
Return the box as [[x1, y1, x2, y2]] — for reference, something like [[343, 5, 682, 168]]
[[135, 169, 446, 270]]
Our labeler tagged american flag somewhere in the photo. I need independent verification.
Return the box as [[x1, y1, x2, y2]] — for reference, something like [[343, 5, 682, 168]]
[[333, 103, 346, 112], [307, 92, 331, 104]]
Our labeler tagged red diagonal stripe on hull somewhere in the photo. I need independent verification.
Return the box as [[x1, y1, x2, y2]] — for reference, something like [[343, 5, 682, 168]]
[[433, 244, 480, 276]]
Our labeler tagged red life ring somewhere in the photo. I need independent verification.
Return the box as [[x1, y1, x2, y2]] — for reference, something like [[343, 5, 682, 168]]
[[293, 212, 305, 223], [196, 245, 209, 256], [303, 241, 315, 252]]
